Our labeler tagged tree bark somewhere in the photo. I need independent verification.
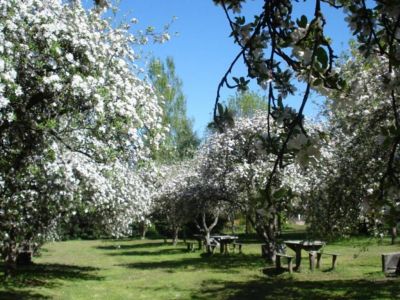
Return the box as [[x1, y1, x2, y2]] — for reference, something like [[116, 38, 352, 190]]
[[277, 213, 282, 237], [202, 211, 219, 254], [245, 215, 250, 234], [249, 213, 277, 262], [139, 222, 147, 240], [391, 225, 397, 245], [226, 212, 235, 235], [3, 241, 18, 277], [172, 227, 179, 246], [182, 226, 187, 243]]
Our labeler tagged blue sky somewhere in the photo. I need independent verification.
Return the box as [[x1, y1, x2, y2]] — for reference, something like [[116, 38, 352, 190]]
[[86, 0, 354, 136]]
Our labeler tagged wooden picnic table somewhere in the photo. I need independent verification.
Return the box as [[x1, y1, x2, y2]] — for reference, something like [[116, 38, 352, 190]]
[[382, 252, 400, 275], [284, 240, 325, 270], [211, 235, 238, 254]]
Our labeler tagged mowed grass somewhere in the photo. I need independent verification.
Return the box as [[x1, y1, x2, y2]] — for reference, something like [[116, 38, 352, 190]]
[[1, 228, 400, 299]]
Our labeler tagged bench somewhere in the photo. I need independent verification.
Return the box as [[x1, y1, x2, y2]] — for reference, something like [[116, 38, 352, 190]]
[[186, 242, 196, 252], [231, 242, 243, 254], [276, 253, 294, 273], [310, 251, 340, 270]]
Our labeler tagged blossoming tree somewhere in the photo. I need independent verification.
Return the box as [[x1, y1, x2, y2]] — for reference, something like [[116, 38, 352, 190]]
[[306, 49, 400, 241], [0, 0, 165, 274], [213, 0, 400, 246], [152, 160, 200, 245], [202, 111, 323, 260]]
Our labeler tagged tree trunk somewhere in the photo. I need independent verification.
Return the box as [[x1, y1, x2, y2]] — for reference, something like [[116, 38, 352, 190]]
[[264, 237, 276, 262], [139, 222, 147, 240], [256, 225, 276, 262], [266, 217, 277, 262], [245, 215, 250, 234], [277, 214, 282, 237], [3, 242, 18, 277], [391, 225, 397, 245], [182, 226, 187, 243], [250, 213, 277, 263], [202, 211, 219, 254], [204, 229, 213, 253], [230, 217, 235, 235], [172, 227, 179, 246]]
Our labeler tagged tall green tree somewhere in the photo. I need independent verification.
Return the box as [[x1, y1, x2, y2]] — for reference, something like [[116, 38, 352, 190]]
[[148, 57, 200, 161], [207, 91, 268, 133], [225, 91, 268, 118]]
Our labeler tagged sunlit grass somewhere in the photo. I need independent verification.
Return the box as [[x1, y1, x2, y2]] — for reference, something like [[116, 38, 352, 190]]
[[1, 228, 399, 299]]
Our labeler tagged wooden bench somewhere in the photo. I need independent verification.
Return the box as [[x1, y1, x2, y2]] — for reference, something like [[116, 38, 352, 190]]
[[186, 242, 196, 252], [276, 253, 294, 273], [231, 242, 243, 254], [310, 251, 340, 270]]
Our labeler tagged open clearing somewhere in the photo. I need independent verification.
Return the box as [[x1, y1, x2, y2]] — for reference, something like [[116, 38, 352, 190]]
[[1, 229, 400, 299]]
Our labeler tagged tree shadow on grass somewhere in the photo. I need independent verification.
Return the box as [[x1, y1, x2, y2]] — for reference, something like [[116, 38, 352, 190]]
[[105, 247, 188, 257], [0, 289, 51, 299], [261, 266, 291, 277], [0, 263, 103, 289], [191, 276, 400, 300], [96, 241, 166, 251], [118, 253, 265, 273]]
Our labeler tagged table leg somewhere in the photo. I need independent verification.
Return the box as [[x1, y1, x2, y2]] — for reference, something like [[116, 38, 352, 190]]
[[295, 247, 302, 270], [220, 242, 224, 254], [309, 251, 316, 271]]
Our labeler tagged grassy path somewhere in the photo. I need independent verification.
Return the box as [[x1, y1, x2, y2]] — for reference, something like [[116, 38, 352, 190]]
[[1, 235, 400, 299]]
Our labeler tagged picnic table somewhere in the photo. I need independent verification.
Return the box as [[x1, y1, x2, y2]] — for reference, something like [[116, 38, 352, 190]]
[[284, 240, 325, 270], [211, 235, 238, 254], [382, 252, 400, 275]]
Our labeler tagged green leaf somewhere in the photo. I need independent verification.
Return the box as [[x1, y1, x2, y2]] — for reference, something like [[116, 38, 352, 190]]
[[235, 16, 245, 25], [273, 188, 287, 199], [315, 47, 328, 70], [297, 15, 308, 28], [313, 78, 323, 86], [46, 149, 56, 161]]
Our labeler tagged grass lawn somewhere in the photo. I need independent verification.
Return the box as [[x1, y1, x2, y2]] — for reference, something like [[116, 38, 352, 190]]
[[1, 227, 400, 299]]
